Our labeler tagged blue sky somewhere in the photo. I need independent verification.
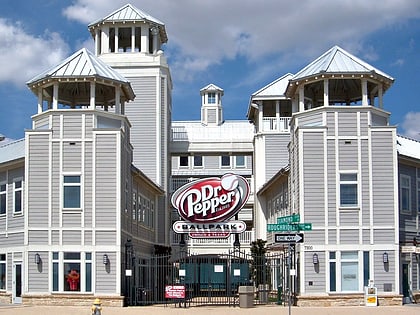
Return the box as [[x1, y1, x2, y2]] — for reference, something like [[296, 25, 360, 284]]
[[0, 0, 420, 141]]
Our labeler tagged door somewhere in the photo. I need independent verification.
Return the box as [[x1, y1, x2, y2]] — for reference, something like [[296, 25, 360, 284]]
[[12, 262, 22, 304]]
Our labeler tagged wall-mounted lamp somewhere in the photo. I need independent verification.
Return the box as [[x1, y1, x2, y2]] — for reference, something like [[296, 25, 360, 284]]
[[383, 252, 389, 264], [103, 254, 109, 265], [35, 253, 41, 265], [312, 253, 319, 265]]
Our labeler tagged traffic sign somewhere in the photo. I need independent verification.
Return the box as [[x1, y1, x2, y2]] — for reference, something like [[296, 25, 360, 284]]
[[275, 233, 304, 243], [277, 214, 300, 224], [267, 223, 312, 232]]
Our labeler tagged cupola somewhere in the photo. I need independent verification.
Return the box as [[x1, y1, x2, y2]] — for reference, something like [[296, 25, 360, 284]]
[[200, 84, 224, 126]]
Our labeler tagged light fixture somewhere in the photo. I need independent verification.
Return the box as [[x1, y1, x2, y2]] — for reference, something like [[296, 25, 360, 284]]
[[35, 253, 41, 265], [103, 254, 109, 265], [312, 253, 319, 265], [383, 252, 389, 264]]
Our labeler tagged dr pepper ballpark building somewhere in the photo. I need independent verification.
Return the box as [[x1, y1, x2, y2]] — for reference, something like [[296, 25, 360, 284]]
[[1, 2, 420, 308]]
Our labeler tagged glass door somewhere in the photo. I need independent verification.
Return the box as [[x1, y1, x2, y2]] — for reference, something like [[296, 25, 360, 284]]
[[12, 262, 22, 304]]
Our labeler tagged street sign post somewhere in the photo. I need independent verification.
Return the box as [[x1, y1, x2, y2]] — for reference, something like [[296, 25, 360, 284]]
[[275, 233, 304, 243], [267, 223, 312, 232], [277, 214, 300, 224]]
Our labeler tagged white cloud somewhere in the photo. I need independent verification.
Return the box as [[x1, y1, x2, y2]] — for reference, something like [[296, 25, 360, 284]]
[[61, 0, 420, 85], [0, 18, 70, 86], [401, 112, 420, 141]]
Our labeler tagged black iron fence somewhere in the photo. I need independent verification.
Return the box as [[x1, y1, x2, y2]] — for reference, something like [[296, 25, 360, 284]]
[[125, 249, 289, 307]]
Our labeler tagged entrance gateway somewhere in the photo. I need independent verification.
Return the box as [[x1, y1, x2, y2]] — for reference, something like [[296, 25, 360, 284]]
[[122, 174, 291, 306]]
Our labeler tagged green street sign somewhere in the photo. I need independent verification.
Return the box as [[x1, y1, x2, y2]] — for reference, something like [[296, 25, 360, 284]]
[[267, 223, 312, 232], [277, 214, 300, 224]]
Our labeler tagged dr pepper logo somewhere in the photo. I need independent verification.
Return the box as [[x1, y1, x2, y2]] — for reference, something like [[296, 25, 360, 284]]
[[171, 174, 250, 223]]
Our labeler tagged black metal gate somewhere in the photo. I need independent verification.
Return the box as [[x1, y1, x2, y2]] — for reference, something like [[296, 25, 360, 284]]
[[127, 249, 287, 307]]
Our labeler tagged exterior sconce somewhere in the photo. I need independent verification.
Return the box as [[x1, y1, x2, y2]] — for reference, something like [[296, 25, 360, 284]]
[[103, 254, 109, 265], [383, 252, 389, 264], [312, 253, 319, 265], [35, 253, 41, 264]]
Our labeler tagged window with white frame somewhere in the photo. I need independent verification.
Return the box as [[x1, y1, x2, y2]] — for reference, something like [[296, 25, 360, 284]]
[[208, 92, 216, 104], [63, 175, 81, 209], [400, 174, 411, 213], [179, 156, 189, 167], [221, 155, 231, 167], [235, 155, 245, 168], [339, 173, 358, 207], [417, 178, 420, 213], [341, 251, 359, 291], [193, 155, 203, 168], [132, 191, 137, 220], [0, 184, 6, 215], [53, 252, 92, 292], [13, 180, 22, 214], [0, 254, 5, 290]]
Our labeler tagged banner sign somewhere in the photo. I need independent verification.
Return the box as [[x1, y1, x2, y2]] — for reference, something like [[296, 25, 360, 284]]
[[171, 173, 250, 238]]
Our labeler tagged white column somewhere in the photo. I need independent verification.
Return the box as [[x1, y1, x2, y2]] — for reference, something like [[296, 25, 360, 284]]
[[141, 25, 149, 53], [258, 103, 263, 133], [378, 83, 383, 109], [102, 27, 109, 53], [131, 26, 135, 52], [95, 28, 100, 56], [37, 89, 43, 114], [276, 100, 280, 132], [323, 79, 329, 106], [53, 83, 59, 110], [361, 78, 368, 106], [299, 85, 305, 112], [115, 27, 119, 52], [90, 81, 96, 109], [151, 27, 159, 54], [115, 88, 121, 114]]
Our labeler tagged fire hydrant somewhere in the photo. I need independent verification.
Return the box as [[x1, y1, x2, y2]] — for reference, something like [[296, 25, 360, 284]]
[[91, 298, 102, 315]]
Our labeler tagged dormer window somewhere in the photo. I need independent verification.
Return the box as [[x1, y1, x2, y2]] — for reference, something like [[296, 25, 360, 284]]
[[208, 93, 216, 104]]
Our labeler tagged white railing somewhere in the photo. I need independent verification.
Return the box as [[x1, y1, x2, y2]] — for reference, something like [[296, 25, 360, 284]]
[[262, 117, 290, 132]]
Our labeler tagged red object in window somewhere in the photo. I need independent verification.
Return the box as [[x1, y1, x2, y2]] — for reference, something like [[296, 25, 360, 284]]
[[67, 269, 80, 291]]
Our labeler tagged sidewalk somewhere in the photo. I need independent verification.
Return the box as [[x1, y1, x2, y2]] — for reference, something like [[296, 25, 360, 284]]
[[0, 304, 419, 315]]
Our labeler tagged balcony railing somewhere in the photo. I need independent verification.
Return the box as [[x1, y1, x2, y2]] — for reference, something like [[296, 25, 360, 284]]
[[262, 117, 290, 132]]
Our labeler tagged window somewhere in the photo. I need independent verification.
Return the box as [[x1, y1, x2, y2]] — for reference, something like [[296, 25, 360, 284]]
[[0, 254, 5, 290], [193, 155, 203, 167], [341, 252, 359, 291], [235, 156, 245, 168], [13, 180, 22, 214], [400, 175, 411, 213], [109, 27, 115, 52], [53, 252, 92, 292], [179, 156, 189, 167], [329, 252, 336, 292], [340, 173, 358, 207], [118, 27, 132, 52], [63, 176, 81, 209], [418, 178, 420, 213], [0, 184, 5, 215], [132, 192, 137, 220], [221, 155, 231, 167], [208, 93, 216, 104]]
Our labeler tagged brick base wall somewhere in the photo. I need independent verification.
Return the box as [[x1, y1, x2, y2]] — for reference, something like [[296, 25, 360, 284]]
[[22, 294, 125, 307], [297, 294, 402, 307]]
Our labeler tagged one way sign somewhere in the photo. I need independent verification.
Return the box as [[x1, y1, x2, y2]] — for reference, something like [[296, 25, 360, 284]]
[[275, 233, 304, 243]]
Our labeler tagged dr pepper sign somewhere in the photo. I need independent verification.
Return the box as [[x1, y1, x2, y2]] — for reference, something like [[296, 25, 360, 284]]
[[171, 173, 250, 238]]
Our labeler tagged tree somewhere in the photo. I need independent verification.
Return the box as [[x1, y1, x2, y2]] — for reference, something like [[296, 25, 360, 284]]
[[250, 239, 269, 287]]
